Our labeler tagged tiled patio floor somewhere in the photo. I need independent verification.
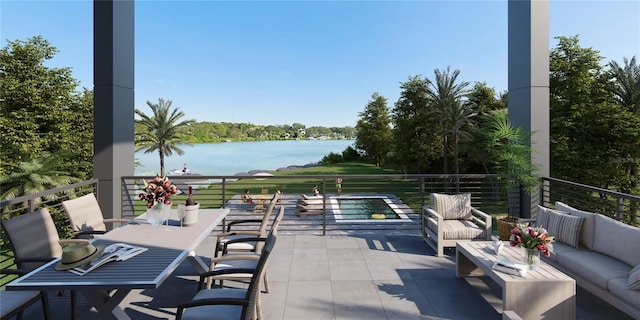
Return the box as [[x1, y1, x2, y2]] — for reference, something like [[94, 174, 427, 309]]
[[18, 233, 633, 319]]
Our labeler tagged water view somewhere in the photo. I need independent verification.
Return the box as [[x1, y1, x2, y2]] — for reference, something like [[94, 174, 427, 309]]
[[135, 140, 355, 176]]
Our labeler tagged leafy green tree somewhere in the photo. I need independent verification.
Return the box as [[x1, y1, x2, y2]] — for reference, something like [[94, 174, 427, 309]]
[[0, 153, 80, 211], [468, 82, 506, 116], [355, 93, 393, 167], [427, 66, 473, 174], [550, 36, 640, 193], [0, 36, 93, 180], [608, 56, 640, 114], [135, 98, 196, 176], [391, 76, 441, 173]]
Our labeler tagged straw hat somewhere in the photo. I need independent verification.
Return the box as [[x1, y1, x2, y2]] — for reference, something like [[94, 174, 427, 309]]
[[55, 243, 105, 271]]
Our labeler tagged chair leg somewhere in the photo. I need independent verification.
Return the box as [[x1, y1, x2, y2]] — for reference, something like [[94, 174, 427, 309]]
[[262, 269, 269, 294], [41, 291, 52, 320]]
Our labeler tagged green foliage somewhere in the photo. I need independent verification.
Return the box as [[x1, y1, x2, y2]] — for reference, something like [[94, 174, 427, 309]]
[[0, 36, 93, 180], [321, 152, 343, 165], [135, 98, 196, 177], [608, 56, 640, 114], [550, 35, 640, 194], [355, 93, 393, 167], [391, 75, 442, 173], [0, 153, 80, 211], [426, 67, 476, 174]]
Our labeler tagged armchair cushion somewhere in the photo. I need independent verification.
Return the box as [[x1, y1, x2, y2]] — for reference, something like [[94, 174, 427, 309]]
[[430, 193, 471, 220], [426, 217, 487, 240]]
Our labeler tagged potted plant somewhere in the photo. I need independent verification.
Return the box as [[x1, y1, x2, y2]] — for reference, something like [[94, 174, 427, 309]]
[[472, 109, 540, 240]]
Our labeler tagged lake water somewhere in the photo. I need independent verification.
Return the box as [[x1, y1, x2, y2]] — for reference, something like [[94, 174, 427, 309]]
[[135, 140, 355, 176]]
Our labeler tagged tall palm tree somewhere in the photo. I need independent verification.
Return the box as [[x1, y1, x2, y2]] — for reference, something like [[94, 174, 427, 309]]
[[135, 98, 196, 177], [0, 153, 79, 211], [446, 99, 477, 174], [426, 67, 472, 173], [608, 56, 640, 114]]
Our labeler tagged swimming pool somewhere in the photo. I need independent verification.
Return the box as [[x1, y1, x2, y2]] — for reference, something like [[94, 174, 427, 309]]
[[331, 196, 410, 222]]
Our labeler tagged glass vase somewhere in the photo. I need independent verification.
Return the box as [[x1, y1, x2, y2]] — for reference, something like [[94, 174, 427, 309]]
[[522, 248, 541, 270], [146, 202, 164, 226]]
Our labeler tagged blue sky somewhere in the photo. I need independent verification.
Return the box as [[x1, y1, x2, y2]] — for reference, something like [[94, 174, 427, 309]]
[[1, 1, 638, 127]]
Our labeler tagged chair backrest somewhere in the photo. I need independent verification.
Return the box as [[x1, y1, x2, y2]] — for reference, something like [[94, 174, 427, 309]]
[[1, 208, 63, 272], [256, 193, 280, 236], [255, 204, 285, 254], [243, 233, 276, 320], [62, 193, 107, 233]]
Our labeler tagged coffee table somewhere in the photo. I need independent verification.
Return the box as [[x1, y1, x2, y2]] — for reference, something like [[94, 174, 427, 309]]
[[456, 241, 575, 320]]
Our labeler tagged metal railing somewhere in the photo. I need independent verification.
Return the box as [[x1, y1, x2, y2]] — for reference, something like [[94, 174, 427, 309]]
[[3, 174, 640, 287], [541, 177, 640, 227]]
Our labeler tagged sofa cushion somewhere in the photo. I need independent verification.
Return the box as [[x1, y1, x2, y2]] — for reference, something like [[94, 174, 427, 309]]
[[426, 217, 486, 240], [629, 265, 640, 290], [609, 277, 640, 308], [545, 241, 581, 262], [592, 214, 640, 267], [555, 201, 597, 250], [430, 193, 471, 220], [558, 250, 632, 289]]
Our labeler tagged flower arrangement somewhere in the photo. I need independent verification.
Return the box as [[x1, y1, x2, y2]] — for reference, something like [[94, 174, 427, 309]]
[[509, 223, 554, 257], [138, 176, 178, 208]]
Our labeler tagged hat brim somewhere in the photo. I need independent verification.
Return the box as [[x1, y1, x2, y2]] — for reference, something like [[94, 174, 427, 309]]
[[55, 244, 105, 271]]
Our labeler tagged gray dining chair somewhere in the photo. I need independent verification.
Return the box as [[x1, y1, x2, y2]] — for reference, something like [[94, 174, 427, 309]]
[[0, 269, 51, 320], [1, 208, 85, 320], [214, 193, 280, 258], [176, 233, 277, 320], [207, 204, 286, 294], [62, 193, 129, 239]]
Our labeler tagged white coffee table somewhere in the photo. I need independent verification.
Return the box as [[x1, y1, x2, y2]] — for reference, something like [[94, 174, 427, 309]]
[[456, 241, 576, 320]]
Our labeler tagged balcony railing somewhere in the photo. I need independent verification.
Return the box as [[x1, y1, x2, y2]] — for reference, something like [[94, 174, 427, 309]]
[[2, 174, 639, 287]]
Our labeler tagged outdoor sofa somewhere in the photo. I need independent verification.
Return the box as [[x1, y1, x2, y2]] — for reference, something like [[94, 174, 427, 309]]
[[528, 202, 640, 319]]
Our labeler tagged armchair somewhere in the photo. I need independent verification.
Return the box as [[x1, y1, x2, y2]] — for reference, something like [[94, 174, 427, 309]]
[[62, 193, 129, 239], [422, 193, 492, 256]]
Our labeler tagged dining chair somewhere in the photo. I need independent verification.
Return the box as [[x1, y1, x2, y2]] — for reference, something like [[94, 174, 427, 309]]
[[0, 269, 51, 320], [214, 193, 280, 258], [176, 233, 277, 320], [208, 204, 286, 293], [1, 208, 84, 320], [62, 193, 129, 239]]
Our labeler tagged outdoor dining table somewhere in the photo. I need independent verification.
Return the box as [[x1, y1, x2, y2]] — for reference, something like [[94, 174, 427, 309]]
[[6, 208, 229, 320]]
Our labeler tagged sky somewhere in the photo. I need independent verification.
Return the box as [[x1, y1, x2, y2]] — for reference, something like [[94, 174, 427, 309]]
[[1, 1, 638, 128]]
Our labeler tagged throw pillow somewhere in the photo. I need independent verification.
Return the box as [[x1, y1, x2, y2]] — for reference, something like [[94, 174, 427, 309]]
[[546, 209, 584, 248], [535, 205, 553, 228], [430, 193, 472, 220], [629, 265, 640, 290]]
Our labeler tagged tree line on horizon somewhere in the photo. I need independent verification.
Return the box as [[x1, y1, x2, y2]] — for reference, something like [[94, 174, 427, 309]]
[[1, 35, 639, 201]]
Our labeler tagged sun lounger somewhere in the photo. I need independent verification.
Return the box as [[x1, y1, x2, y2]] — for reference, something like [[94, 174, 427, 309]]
[[301, 194, 323, 200]]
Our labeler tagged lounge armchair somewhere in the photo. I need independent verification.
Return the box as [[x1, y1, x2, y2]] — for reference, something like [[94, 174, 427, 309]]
[[422, 193, 492, 256], [62, 193, 129, 239], [176, 233, 277, 320]]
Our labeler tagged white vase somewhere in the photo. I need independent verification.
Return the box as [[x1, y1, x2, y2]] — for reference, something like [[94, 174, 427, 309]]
[[146, 203, 164, 226], [182, 203, 199, 226]]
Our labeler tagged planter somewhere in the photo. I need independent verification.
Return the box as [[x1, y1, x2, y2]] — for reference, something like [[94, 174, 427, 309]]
[[497, 216, 518, 241]]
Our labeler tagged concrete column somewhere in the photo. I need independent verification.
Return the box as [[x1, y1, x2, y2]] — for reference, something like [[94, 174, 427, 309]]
[[93, 0, 135, 219], [508, 0, 550, 218]]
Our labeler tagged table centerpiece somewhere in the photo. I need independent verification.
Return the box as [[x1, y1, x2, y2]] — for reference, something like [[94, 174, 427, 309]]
[[509, 223, 553, 270], [138, 176, 178, 226]]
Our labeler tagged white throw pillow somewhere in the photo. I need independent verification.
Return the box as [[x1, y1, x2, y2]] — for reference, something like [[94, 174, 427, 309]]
[[430, 193, 472, 220]]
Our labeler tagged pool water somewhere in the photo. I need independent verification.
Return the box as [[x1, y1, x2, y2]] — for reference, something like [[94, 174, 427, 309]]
[[336, 198, 399, 220]]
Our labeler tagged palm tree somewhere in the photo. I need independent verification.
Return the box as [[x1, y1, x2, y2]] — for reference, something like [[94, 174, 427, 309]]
[[447, 99, 477, 174], [0, 153, 79, 211], [608, 56, 640, 114], [135, 98, 196, 177], [426, 67, 472, 174]]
